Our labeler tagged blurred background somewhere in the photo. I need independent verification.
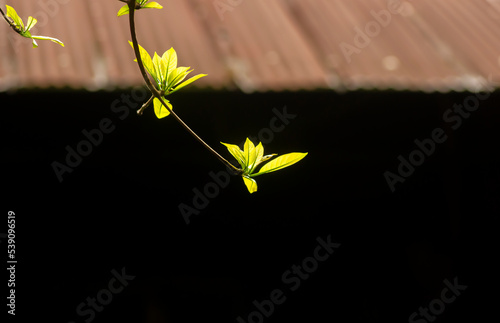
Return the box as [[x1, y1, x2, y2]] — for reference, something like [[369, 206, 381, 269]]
[[1, 1, 500, 322]]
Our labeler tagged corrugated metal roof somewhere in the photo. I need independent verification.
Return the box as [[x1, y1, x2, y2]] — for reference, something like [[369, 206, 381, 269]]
[[1, 0, 499, 92]]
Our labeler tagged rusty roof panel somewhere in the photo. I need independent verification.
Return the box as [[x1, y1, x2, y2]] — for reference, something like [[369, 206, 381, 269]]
[[1, 0, 499, 92]]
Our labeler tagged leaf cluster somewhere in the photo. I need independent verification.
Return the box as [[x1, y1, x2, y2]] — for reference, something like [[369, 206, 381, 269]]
[[128, 42, 207, 119], [3, 5, 64, 48], [221, 138, 308, 193]]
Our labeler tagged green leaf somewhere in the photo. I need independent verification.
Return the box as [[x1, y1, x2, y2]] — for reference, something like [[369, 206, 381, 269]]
[[243, 138, 257, 173], [20, 30, 32, 38], [221, 142, 246, 169], [129, 41, 156, 84], [162, 48, 178, 87], [117, 5, 129, 16], [26, 16, 37, 31], [6, 5, 24, 30], [152, 52, 164, 87], [153, 97, 172, 119], [254, 154, 277, 169], [249, 142, 264, 173], [243, 176, 258, 194], [31, 35, 65, 47], [251, 152, 308, 177], [169, 67, 190, 89], [31, 38, 39, 48], [169, 73, 207, 94], [143, 2, 164, 9]]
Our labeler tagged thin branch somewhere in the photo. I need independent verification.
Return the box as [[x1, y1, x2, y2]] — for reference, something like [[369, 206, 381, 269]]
[[137, 94, 154, 116], [126, 0, 242, 175], [0, 6, 21, 34], [0, 6, 8, 23]]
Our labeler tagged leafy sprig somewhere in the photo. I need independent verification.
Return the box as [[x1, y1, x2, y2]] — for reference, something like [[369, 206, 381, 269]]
[[124, 0, 308, 193], [1, 5, 64, 48], [128, 42, 207, 118], [221, 138, 308, 193]]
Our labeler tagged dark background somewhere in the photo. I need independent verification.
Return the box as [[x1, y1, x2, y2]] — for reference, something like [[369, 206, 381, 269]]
[[2, 88, 500, 322]]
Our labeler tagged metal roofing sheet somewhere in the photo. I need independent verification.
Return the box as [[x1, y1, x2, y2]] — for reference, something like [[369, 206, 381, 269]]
[[0, 0, 499, 92]]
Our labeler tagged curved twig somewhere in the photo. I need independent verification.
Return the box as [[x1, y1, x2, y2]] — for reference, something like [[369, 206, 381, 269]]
[[126, 0, 242, 174]]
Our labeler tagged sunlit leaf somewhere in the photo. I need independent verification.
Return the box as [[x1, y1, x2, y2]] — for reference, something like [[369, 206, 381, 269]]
[[254, 154, 277, 169], [221, 142, 246, 169], [243, 138, 257, 172], [143, 2, 163, 9], [26, 16, 37, 31], [129, 41, 156, 83], [117, 5, 129, 16], [244, 138, 264, 174], [243, 176, 258, 194], [169, 74, 207, 94], [152, 52, 163, 86], [251, 152, 308, 177], [6, 5, 24, 30], [153, 97, 172, 119], [169, 67, 190, 89], [162, 48, 178, 87], [32, 35, 64, 47]]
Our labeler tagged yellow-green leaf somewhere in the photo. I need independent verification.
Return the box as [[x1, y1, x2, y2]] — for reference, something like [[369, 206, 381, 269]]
[[243, 138, 257, 171], [169, 74, 207, 94], [143, 2, 163, 9], [252, 152, 308, 177], [169, 67, 190, 89], [248, 142, 264, 173], [152, 52, 163, 85], [117, 5, 129, 17], [162, 48, 178, 86], [26, 16, 37, 31], [243, 176, 258, 194], [153, 97, 172, 119], [254, 154, 277, 169], [6, 5, 24, 30], [31, 35, 64, 47], [221, 142, 246, 169], [129, 41, 156, 83]]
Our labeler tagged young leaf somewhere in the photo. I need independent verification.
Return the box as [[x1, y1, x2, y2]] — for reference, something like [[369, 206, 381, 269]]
[[169, 67, 190, 89], [26, 16, 37, 31], [249, 142, 264, 173], [117, 5, 130, 16], [153, 97, 172, 119], [143, 2, 163, 9], [221, 142, 246, 169], [152, 52, 164, 86], [251, 152, 308, 177], [169, 74, 207, 94], [6, 5, 23, 30], [31, 35, 65, 47], [243, 176, 258, 194], [129, 41, 156, 83], [162, 48, 178, 87], [254, 154, 277, 169], [243, 138, 257, 172]]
